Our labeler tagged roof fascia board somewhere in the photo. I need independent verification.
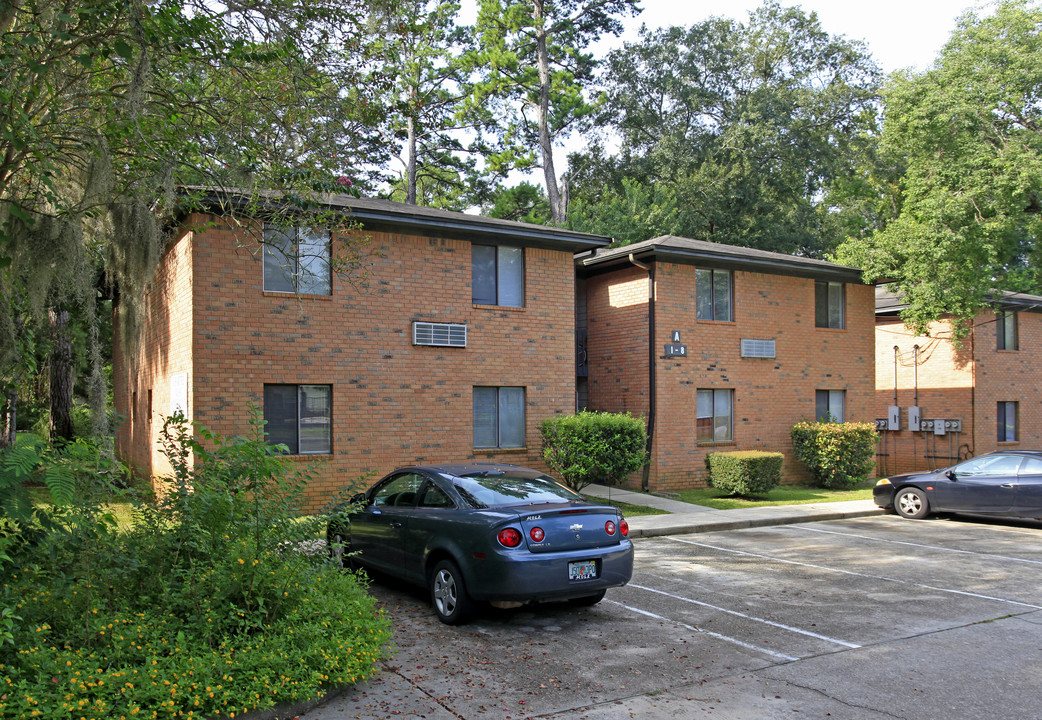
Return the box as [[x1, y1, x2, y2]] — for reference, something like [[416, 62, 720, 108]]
[[582, 245, 864, 283]]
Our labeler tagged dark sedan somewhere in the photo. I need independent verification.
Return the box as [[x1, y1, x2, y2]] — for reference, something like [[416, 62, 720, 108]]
[[327, 463, 634, 624], [874, 450, 1042, 520]]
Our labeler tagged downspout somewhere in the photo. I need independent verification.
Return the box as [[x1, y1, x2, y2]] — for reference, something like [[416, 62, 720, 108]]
[[629, 253, 655, 492]]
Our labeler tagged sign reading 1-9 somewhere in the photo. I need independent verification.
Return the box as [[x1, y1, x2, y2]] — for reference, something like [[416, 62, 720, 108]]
[[664, 330, 687, 358]]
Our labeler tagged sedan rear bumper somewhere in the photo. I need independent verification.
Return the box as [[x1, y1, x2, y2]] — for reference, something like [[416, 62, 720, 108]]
[[464, 540, 634, 602]]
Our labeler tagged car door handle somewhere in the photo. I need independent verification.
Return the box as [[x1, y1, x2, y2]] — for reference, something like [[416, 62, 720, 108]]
[[389, 521, 404, 528], [1000, 483, 1018, 488]]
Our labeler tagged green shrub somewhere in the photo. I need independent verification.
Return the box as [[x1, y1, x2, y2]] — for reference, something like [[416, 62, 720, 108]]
[[541, 411, 648, 491], [705, 451, 783, 497], [791, 420, 877, 489], [0, 413, 392, 719]]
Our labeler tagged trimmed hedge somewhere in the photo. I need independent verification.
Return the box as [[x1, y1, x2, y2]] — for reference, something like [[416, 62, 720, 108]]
[[541, 411, 648, 491], [706, 451, 784, 497], [791, 420, 877, 489]]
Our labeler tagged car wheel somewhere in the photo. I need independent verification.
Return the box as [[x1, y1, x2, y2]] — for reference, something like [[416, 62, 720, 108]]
[[568, 590, 607, 607], [430, 559, 474, 625], [894, 487, 930, 519], [327, 528, 350, 569]]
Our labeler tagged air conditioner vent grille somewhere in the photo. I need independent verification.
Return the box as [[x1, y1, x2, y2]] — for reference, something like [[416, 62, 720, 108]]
[[413, 322, 467, 347]]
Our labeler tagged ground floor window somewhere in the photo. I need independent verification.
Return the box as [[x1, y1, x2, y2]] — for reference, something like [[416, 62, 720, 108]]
[[816, 390, 846, 422], [473, 386, 525, 448], [263, 384, 331, 454], [998, 401, 1018, 442], [697, 388, 733, 442]]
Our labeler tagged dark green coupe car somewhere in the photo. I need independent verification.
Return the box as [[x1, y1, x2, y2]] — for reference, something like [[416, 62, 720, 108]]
[[327, 463, 635, 624]]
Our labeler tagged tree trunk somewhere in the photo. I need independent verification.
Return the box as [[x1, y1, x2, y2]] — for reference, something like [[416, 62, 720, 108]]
[[406, 112, 418, 205], [1, 385, 15, 448], [533, 0, 565, 224], [49, 308, 74, 443]]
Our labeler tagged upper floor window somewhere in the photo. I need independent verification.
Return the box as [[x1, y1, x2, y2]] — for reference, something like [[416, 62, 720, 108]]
[[998, 401, 1018, 443], [816, 390, 846, 422], [472, 245, 524, 306], [263, 384, 331, 454], [696, 388, 733, 442], [696, 268, 732, 321], [997, 310, 1018, 350], [473, 386, 525, 448], [815, 281, 845, 329], [263, 225, 331, 295]]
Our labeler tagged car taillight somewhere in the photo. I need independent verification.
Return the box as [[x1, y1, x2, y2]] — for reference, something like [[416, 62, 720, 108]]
[[498, 528, 522, 548], [530, 527, 545, 542], [620, 519, 629, 537], [605, 520, 616, 535]]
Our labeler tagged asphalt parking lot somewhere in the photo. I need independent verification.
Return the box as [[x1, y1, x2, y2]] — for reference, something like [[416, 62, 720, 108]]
[[302, 514, 1042, 720]]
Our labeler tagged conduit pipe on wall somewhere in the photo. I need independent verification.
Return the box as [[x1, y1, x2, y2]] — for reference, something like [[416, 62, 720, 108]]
[[629, 253, 655, 492]]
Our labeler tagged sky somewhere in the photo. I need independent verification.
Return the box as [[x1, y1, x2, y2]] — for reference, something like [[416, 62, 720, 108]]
[[619, 0, 986, 74]]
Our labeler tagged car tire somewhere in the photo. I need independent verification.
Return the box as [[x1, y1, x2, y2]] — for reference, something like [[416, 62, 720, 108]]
[[430, 559, 474, 625], [894, 487, 930, 519], [327, 528, 351, 569], [568, 590, 607, 607]]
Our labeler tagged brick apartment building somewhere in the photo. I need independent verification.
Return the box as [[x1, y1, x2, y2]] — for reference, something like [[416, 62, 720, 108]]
[[113, 191, 609, 510], [577, 236, 877, 491], [874, 286, 1042, 476]]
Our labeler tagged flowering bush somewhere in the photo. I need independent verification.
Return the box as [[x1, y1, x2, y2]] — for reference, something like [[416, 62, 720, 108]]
[[790, 421, 877, 489], [0, 414, 391, 719]]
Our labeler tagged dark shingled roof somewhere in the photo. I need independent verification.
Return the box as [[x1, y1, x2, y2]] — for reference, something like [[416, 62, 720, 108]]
[[578, 235, 866, 283], [876, 284, 1042, 315], [181, 186, 611, 253]]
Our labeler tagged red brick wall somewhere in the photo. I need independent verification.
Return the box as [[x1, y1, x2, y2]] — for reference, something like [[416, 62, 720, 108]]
[[587, 262, 876, 491], [876, 310, 1042, 475], [114, 227, 195, 481], [116, 214, 579, 511]]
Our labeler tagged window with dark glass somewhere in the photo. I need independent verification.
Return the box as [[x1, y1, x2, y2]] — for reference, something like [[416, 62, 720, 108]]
[[263, 225, 331, 294], [815, 281, 845, 329], [998, 401, 1018, 442], [816, 390, 846, 422], [997, 311, 1018, 350], [472, 244, 523, 306], [263, 384, 331, 454], [473, 386, 525, 448], [696, 388, 733, 442], [696, 268, 732, 321]]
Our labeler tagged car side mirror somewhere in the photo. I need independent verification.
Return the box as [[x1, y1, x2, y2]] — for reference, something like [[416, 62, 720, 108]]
[[351, 492, 367, 504], [945, 470, 957, 481]]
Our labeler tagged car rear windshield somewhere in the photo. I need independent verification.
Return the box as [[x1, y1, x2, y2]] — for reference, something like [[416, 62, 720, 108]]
[[453, 473, 583, 509]]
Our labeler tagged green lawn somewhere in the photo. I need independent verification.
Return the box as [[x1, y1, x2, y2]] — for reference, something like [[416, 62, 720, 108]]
[[581, 495, 670, 516], [673, 479, 877, 510]]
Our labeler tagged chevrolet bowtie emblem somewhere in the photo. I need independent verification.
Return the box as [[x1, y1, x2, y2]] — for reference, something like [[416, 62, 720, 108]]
[[569, 523, 584, 531]]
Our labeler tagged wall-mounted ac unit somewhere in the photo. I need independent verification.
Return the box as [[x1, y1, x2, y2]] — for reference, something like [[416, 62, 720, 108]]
[[740, 338, 776, 358], [413, 322, 467, 348]]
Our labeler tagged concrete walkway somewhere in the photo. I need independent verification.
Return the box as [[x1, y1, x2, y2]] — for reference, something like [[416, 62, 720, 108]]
[[581, 484, 884, 538]]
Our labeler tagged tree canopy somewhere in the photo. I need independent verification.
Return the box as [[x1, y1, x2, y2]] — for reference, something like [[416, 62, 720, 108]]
[[834, 0, 1042, 334], [568, 2, 882, 255]]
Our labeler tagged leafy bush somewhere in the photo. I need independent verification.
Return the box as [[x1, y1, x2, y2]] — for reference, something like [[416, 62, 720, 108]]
[[791, 421, 877, 489], [0, 413, 391, 718], [705, 451, 784, 497], [541, 411, 648, 491]]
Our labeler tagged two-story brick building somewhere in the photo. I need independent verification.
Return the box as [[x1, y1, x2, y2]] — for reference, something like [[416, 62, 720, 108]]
[[577, 236, 876, 491], [113, 191, 609, 510], [874, 286, 1042, 476]]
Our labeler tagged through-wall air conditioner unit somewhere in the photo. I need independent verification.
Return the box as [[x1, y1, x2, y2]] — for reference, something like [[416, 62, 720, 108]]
[[412, 322, 467, 348]]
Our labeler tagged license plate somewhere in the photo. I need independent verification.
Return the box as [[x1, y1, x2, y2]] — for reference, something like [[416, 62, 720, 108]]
[[568, 560, 597, 581]]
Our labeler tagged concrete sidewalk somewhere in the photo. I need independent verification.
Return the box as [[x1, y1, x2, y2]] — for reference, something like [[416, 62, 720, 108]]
[[581, 484, 884, 538]]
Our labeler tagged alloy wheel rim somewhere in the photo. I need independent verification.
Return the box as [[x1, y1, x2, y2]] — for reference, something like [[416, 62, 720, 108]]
[[898, 493, 921, 514], [434, 569, 457, 616]]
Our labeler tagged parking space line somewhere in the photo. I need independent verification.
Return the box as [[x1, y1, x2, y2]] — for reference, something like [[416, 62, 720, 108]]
[[788, 525, 1042, 567], [603, 600, 800, 662], [665, 537, 1042, 610], [630, 581, 861, 649]]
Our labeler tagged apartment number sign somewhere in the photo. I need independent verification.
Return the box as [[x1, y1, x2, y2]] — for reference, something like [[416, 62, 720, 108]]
[[664, 330, 687, 358]]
